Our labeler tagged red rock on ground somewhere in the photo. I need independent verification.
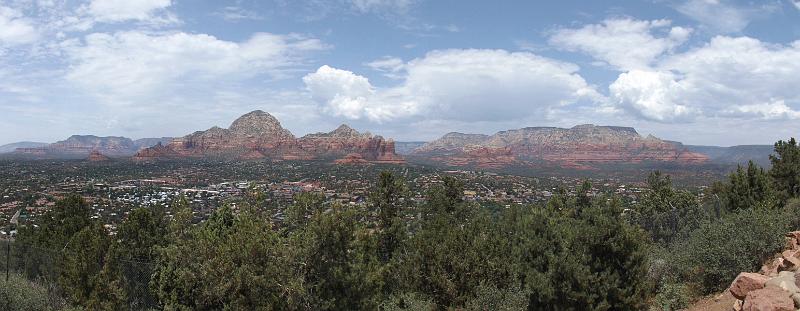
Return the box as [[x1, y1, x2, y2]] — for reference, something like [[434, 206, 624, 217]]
[[742, 286, 794, 311], [781, 250, 800, 271], [730, 272, 770, 300], [761, 258, 784, 277]]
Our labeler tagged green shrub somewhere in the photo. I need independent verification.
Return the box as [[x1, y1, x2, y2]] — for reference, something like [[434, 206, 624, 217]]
[[651, 281, 691, 311], [669, 201, 800, 294], [0, 273, 65, 311]]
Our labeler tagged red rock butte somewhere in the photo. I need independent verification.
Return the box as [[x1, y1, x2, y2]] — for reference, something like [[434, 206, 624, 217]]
[[412, 124, 708, 169], [133, 110, 405, 164]]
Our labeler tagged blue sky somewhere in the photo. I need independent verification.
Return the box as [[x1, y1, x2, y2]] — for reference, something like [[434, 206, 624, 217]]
[[1, 0, 799, 146]]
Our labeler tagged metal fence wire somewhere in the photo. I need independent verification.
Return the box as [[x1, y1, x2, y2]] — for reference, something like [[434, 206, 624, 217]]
[[0, 239, 160, 310]]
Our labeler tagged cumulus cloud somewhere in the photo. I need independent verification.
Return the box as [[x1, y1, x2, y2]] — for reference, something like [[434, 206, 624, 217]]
[[549, 18, 691, 70], [305, 49, 602, 123], [303, 65, 419, 121], [0, 5, 39, 46], [793, 0, 800, 10], [609, 36, 800, 122], [609, 70, 695, 122], [64, 31, 328, 104]]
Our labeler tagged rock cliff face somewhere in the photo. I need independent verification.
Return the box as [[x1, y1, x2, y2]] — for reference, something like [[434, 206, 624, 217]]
[[412, 124, 707, 169], [13, 135, 171, 158], [134, 111, 404, 164]]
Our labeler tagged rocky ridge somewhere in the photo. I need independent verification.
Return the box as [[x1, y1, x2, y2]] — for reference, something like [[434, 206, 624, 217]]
[[412, 124, 708, 169], [134, 111, 404, 164]]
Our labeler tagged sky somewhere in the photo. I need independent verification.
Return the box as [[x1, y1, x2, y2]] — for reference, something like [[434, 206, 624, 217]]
[[1, 0, 799, 146]]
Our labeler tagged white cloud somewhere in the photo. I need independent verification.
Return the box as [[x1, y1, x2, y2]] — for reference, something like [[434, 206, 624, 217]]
[[549, 18, 691, 70], [609, 36, 800, 122], [365, 56, 405, 77], [64, 31, 328, 104], [609, 70, 695, 122], [722, 101, 800, 120], [85, 0, 175, 23], [793, 0, 800, 10], [214, 6, 264, 21], [348, 0, 416, 14], [675, 0, 776, 33], [305, 49, 602, 123], [0, 5, 39, 46]]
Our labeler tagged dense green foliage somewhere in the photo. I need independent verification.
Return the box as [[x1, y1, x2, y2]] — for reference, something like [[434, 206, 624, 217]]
[[8, 137, 800, 310], [0, 273, 65, 311]]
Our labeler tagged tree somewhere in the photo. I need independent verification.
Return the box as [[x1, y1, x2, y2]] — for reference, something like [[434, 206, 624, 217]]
[[109, 207, 169, 309], [59, 222, 122, 309], [425, 176, 464, 215], [770, 138, 800, 201], [288, 203, 381, 309], [394, 189, 511, 307], [534, 201, 651, 310], [631, 171, 708, 245], [717, 161, 775, 212], [14, 194, 93, 280], [576, 180, 592, 213], [371, 171, 408, 263], [285, 192, 325, 230], [151, 206, 295, 310]]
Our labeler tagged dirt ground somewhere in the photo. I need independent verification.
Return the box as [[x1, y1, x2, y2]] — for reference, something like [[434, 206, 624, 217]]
[[685, 290, 736, 311]]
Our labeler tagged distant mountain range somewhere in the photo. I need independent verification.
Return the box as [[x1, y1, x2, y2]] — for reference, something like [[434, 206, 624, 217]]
[[7, 136, 173, 159], [0, 141, 48, 153], [1, 110, 777, 169], [684, 145, 774, 167], [406, 126, 775, 169]]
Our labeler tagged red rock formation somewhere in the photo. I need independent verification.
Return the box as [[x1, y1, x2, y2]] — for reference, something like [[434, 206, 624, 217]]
[[335, 153, 370, 164], [413, 124, 708, 169], [133, 142, 179, 161], [87, 150, 110, 162], [133, 113, 405, 164]]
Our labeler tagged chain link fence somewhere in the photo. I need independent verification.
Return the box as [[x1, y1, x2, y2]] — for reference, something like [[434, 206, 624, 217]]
[[0, 239, 160, 310]]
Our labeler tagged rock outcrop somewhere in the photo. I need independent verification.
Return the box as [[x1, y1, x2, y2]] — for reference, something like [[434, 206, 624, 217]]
[[132, 142, 179, 161], [727, 232, 800, 310], [412, 124, 708, 169], [134, 112, 404, 164], [87, 150, 110, 162]]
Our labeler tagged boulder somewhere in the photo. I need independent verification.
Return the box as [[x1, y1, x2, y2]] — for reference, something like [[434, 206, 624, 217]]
[[791, 293, 800, 309], [780, 250, 800, 271], [764, 271, 800, 295], [731, 272, 770, 300], [761, 258, 784, 277], [786, 231, 800, 250], [742, 287, 794, 311]]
